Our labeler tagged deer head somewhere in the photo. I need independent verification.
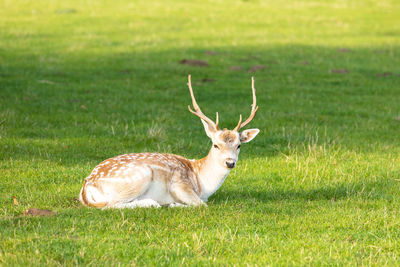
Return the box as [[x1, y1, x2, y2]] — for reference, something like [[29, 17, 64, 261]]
[[187, 75, 260, 170]]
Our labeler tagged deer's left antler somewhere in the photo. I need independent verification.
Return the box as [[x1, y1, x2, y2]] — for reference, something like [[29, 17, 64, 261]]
[[233, 76, 259, 131]]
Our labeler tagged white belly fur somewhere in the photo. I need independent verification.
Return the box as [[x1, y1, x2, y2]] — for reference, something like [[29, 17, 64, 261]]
[[138, 180, 175, 205]]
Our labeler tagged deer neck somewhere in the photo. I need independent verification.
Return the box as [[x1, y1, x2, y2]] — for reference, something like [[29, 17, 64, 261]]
[[192, 148, 231, 201]]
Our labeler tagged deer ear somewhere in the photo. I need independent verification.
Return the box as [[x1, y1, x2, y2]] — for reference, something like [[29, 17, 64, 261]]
[[240, 129, 260, 143], [201, 119, 216, 139]]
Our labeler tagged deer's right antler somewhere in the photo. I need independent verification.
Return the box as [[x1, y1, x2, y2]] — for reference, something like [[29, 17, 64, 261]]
[[187, 75, 220, 131]]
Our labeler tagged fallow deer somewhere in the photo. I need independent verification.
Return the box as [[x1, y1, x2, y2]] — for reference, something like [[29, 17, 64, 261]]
[[79, 75, 259, 208]]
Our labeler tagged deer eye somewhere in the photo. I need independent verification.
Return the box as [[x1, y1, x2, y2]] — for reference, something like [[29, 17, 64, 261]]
[[237, 145, 241, 149], [213, 144, 219, 149]]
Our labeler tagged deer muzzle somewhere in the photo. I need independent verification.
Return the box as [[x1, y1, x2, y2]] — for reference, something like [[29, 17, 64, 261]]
[[225, 159, 236, 169]]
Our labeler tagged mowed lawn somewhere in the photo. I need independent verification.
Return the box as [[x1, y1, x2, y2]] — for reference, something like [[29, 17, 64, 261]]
[[1, 0, 400, 265]]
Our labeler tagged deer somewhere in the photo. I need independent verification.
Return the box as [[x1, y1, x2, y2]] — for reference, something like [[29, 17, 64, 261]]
[[79, 75, 259, 208]]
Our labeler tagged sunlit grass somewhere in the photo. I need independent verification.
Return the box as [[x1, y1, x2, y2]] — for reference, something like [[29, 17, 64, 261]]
[[1, 0, 400, 265]]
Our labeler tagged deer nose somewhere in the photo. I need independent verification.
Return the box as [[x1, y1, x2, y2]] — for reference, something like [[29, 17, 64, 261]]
[[225, 160, 236, 169]]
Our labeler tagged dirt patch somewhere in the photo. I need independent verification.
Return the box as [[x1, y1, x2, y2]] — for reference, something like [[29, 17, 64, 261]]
[[230, 66, 242, 71], [376, 72, 392, 77], [120, 69, 133, 74], [331, 69, 349, 74], [23, 208, 57, 217], [248, 65, 266, 73], [202, 78, 215, 83], [337, 48, 351, 53], [301, 61, 309, 65], [204, 51, 217, 55], [179, 59, 209, 67]]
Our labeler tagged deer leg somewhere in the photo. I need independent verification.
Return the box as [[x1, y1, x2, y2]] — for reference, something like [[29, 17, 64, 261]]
[[170, 182, 205, 206], [113, 199, 161, 209], [168, 203, 188, 208]]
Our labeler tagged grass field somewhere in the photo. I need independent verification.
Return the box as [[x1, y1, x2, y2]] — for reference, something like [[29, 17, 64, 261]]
[[1, 0, 400, 265]]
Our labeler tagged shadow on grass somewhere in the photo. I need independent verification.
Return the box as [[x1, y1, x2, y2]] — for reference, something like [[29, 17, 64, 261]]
[[211, 178, 397, 203], [1, 45, 400, 165]]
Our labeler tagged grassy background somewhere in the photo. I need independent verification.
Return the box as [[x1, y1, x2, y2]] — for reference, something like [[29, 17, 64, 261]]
[[1, 0, 400, 265]]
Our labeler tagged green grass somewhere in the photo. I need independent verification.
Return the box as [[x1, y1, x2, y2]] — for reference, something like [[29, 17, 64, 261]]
[[1, 0, 400, 265]]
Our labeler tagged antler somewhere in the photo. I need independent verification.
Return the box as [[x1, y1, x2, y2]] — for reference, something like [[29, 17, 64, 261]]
[[233, 76, 259, 131], [187, 75, 220, 131]]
